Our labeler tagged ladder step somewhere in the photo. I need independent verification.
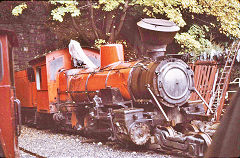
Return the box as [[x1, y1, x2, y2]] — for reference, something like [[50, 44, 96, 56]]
[[219, 79, 226, 81], [223, 68, 230, 70], [224, 68, 230, 71], [225, 66, 231, 68], [220, 76, 227, 79]]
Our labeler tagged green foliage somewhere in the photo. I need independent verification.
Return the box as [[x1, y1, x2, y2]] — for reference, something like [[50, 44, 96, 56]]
[[175, 24, 212, 56], [134, 0, 239, 55], [50, 1, 80, 22], [12, 3, 27, 16], [98, 0, 126, 11], [94, 39, 127, 49], [11, 0, 240, 57], [94, 39, 106, 49]]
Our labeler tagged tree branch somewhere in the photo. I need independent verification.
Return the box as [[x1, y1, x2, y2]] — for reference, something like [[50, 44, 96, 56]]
[[108, 17, 116, 43], [71, 16, 81, 33], [105, 11, 115, 34], [71, 16, 92, 45], [87, 0, 99, 39], [115, 0, 129, 38]]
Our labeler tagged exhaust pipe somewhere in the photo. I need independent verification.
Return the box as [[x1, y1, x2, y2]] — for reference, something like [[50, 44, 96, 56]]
[[137, 18, 180, 59]]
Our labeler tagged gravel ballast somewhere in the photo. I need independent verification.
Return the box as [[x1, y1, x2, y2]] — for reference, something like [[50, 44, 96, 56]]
[[19, 126, 178, 158]]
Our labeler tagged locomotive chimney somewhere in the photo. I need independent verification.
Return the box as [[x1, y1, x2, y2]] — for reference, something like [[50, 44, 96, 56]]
[[100, 44, 124, 68], [137, 18, 180, 59]]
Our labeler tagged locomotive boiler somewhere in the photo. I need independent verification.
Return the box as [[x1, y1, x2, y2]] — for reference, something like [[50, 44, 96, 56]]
[[15, 19, 214, 157], [68, 49, 194, 107]]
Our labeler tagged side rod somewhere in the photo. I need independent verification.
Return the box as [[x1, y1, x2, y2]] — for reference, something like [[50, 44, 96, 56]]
[[147, 84, 169, 121]]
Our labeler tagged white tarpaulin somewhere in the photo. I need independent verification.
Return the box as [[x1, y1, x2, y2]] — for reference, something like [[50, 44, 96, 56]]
[[69, 39, 98, 69]]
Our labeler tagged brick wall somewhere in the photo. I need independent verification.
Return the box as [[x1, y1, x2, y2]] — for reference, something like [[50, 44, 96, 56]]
[[0, 2, 60, 71]]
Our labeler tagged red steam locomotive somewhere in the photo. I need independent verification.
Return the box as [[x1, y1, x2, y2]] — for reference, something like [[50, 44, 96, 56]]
[[15, 19, 214, 157], [0, 29, 20, 158]]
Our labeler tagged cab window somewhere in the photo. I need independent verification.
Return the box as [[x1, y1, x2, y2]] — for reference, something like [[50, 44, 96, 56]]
[[27, 67, 35, 82], [36, 67, 42, 90], [49, 56, 63, 81], [0, 42, 3, 81], [8, 46, 15, 86], [36, 65, 48, 90]]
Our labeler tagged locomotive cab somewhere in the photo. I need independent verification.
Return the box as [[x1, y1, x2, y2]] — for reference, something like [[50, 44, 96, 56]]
[[15, 47, 100, 127]]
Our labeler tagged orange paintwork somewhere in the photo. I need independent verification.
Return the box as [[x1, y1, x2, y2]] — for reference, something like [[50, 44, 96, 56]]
[[71, 111, 77, 128], [46, 49, 72, 106], [15, 70, 36, 108], [46, 48, 100, 113], [100, 44, 124, 68], [66, 45, 137, 103], [37, 65, 49, 112], [30, 59, 49, 113], [68, 62, 138, 103], [0, 32, 18, 157]]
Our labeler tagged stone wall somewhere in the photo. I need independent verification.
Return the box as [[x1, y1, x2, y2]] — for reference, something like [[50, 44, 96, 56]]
[[0, 2, 60, 71]]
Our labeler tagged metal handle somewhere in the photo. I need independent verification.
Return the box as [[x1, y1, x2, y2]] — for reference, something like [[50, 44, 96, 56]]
[[14, 99, 21, 136]]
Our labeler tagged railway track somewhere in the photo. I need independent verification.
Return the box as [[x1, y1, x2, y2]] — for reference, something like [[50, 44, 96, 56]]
[[19, 147, 46, 158]]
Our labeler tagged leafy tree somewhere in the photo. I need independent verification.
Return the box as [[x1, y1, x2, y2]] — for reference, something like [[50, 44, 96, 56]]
[[12, 0, 240, 58]]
